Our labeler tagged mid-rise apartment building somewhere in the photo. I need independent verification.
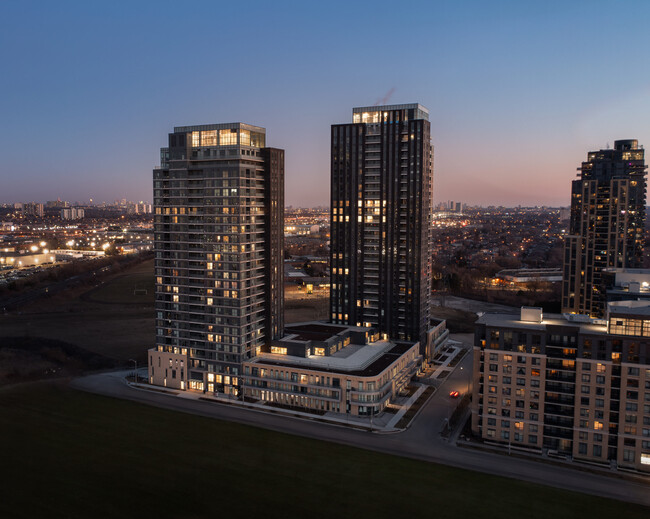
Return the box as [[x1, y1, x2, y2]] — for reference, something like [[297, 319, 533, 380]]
[[330, 104, 433, 345], [61, 207, 84, 220], [472, 304, 650, 473], [242, 321, 422, 416], [149, 123, 284, 396], [562, 139, 647, 317]]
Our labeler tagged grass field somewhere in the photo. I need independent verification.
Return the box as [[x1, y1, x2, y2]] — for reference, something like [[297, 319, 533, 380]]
[[0, 381, 647, 519], [0, 260, 155, 366], [83, 263, 154, 305], [285, 285, 329, 323]]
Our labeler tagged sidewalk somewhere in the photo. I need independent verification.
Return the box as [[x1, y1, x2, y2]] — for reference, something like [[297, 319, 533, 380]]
[[427, 341, 465, 381], [129, 375, 426, 433]]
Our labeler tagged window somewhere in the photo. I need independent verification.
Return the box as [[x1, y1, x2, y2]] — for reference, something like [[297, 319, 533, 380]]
[[579, 443, 588, 454], [220, 129, 238, 145], [593, 445, 602, 457], [202, 130, 217, 146], [529, 435, 537, 444]]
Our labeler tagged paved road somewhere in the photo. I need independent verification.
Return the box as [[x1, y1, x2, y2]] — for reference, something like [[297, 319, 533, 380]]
[[73, 355, 650, 508]]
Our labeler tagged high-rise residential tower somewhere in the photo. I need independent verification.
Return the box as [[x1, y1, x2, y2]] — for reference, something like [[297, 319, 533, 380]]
[[562, 140, 647, 317], [329, 104, 433, 345], [150, 123, 284, 395]]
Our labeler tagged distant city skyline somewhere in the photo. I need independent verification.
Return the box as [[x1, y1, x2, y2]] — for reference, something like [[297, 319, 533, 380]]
[[2, 1, 649, 207]]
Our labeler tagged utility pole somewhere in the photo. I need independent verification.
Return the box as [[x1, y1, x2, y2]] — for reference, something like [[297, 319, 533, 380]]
[[129, 359, 137, 383]]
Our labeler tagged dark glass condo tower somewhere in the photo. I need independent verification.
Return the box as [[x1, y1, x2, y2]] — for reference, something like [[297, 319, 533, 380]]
[[562, 139, 647, 317], [153, 123, 284, 395], [329, 104, 433, 344]]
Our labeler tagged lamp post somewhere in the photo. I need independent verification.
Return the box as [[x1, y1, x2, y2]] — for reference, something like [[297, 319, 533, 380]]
[[460, 365, 471, 396], [129, 358, 137, 383]]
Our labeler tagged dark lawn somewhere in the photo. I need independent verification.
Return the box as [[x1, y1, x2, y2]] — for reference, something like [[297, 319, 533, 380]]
[[0, 382, 647, 519]]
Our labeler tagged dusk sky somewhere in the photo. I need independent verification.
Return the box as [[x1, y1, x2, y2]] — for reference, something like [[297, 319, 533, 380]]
[[1, 0, 649, 207]]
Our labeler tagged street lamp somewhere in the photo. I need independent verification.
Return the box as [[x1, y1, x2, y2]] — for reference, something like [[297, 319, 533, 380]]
[[460, 366, 470, 396], [129, 358, 137, 383]]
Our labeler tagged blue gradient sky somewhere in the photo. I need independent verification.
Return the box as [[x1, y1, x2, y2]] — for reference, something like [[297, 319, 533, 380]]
[[1, 1, 649, 207]]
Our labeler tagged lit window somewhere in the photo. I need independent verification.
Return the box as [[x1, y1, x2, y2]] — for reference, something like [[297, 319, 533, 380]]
[[219, 129, 237, 145], [202, 130, 217, 146]]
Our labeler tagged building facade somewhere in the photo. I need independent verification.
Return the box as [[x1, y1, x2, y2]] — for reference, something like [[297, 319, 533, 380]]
[[61, 207, 84, 220], [329, 104, 433, 345], [472, 305, 650, 473], [149, 123, 284, 396], [562, 139, 647, 317], [242, 322, 421, 416]]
